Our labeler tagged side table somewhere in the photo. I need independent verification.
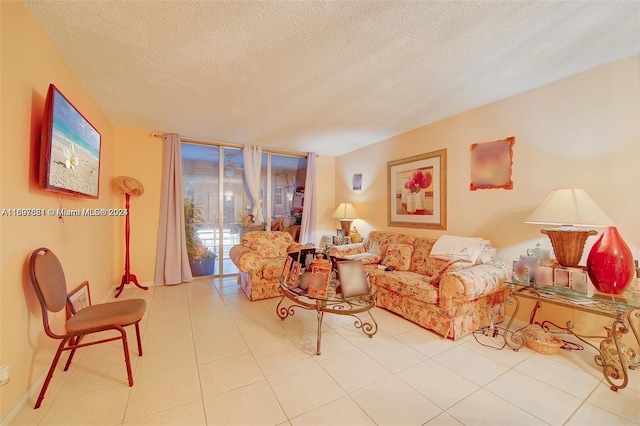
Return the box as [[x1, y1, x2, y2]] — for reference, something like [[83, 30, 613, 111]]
[[504, 281, 640, 391]]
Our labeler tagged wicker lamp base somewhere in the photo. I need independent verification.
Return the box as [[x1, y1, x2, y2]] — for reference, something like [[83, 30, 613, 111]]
[[339, 219, 353, 236], [541, 228, 597, 267]]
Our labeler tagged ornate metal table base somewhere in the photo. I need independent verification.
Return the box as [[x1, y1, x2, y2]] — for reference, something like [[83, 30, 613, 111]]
[[276, 290, 378, 355], [505, 284, 640, 391]]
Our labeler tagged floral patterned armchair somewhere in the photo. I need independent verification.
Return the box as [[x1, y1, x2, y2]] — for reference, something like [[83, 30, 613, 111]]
[[229, 231, 305, 300]]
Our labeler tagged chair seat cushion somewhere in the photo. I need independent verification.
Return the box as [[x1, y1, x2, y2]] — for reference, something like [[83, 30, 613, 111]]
[[66, 299, 146, 333]]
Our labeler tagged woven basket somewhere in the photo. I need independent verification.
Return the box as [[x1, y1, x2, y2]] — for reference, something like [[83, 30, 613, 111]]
[[541, 228, 597, 267], [524, 326, 563, 355]]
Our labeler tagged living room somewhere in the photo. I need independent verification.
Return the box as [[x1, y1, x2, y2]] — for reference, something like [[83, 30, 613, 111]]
[[2, 1, 639, 425]]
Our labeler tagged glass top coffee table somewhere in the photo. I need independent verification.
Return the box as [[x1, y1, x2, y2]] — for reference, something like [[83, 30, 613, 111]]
[[276, 274, 377, 355], [504, 280, 640, 391]]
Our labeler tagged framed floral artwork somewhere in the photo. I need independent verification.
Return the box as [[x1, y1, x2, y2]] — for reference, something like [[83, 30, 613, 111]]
[[470, 136, 515, 190], [387, 149, 447, 229]]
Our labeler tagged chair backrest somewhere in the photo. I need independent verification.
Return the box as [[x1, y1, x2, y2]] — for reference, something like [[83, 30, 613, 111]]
[[30, 247, 69, 314]]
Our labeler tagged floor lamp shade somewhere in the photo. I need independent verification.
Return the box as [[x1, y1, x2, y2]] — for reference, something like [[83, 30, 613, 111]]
[[333, 203, 359, 236], [525, 189, 613, 267]]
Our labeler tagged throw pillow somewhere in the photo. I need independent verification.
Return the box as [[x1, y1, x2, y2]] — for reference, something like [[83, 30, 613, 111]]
[[381, 243, 414, 271]]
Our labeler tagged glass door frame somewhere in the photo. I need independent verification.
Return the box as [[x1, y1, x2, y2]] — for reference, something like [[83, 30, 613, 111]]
[[182, 139, 307, 277]]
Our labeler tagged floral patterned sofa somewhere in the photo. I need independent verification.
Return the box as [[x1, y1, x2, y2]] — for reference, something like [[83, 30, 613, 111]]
[[326, 231, 512, 340], [229, 231, 305, 301]]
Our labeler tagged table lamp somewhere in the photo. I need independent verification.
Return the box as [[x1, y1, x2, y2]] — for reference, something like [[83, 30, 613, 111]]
[[333, 203, 359, 236], [524, 189, 612, 267]]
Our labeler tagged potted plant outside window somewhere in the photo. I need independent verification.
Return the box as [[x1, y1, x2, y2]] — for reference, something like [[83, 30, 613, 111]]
[[184, 198, 217, 276]]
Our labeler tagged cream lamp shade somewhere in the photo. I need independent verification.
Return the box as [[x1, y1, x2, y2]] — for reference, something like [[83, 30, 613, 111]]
[[524, 189, 613, 227], [524, 189, 612, 267], [333, 203, 359, 236]]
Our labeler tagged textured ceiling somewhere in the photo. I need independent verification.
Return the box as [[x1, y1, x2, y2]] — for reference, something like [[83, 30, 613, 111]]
[[25, 1, 640, 157]]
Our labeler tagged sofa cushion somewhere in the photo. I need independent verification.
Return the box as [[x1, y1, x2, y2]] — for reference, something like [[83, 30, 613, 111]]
[[370, 270, 439, 304], [343, 252, 383, 265], [411, 237, 443, 274], [365, 231, 416, 256], [381, 243, 414, 271]]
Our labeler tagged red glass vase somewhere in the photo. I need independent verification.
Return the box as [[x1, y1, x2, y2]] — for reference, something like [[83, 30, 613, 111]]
[[586, 227, 635, 294]]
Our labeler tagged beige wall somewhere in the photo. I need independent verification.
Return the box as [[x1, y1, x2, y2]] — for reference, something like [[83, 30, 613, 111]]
[[339, 55, 640, 255], [336, 54, 640, 334], [0, 1, 117, 419], [113, 128, 163, 283]]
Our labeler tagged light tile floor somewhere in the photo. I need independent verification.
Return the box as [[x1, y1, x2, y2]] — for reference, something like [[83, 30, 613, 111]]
[[11, 276, 640, 425]]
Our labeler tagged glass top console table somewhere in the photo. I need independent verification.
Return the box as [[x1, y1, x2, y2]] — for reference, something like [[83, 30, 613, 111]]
[[504, 281, 640, 391], [276, 272, 377, 355]]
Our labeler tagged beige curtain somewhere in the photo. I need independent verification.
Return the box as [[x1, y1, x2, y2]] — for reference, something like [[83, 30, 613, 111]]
[[154, 134, 193, 285], [299, 152, 317, 244], [243, 144, 264, 224]]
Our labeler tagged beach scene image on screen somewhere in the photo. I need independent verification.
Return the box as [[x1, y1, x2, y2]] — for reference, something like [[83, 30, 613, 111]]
[[48, 90, 100, 197]]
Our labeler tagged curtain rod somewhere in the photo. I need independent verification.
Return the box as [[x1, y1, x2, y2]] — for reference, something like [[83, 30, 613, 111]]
[[152, 133, 308, 158]]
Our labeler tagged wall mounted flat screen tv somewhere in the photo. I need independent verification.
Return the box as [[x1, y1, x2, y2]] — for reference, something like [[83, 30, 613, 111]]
[[39, 84, 101, 198]]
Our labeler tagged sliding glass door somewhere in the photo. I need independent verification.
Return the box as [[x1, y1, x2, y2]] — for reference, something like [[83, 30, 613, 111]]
[[182, 142, 306, 277]]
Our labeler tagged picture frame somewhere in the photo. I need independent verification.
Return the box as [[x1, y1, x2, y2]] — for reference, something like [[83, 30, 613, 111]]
[[352, 173, 362, 191], [513, 261, 530, 283], [66, 280, 91, 319], [307, 266, 331, 298], [288, 262, 301, 287], [336, 260, 370, 298], [518, 255, 539, 282], [568, 267, 592, 295], [388, 149, 446, 229], [281, 255, 293, 284], [287, 247, 316, 268], [535, 266, 553, 287], [470, 136, 514, 191], [336, 228, 345, 237], [554, 268, 570, 289]]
